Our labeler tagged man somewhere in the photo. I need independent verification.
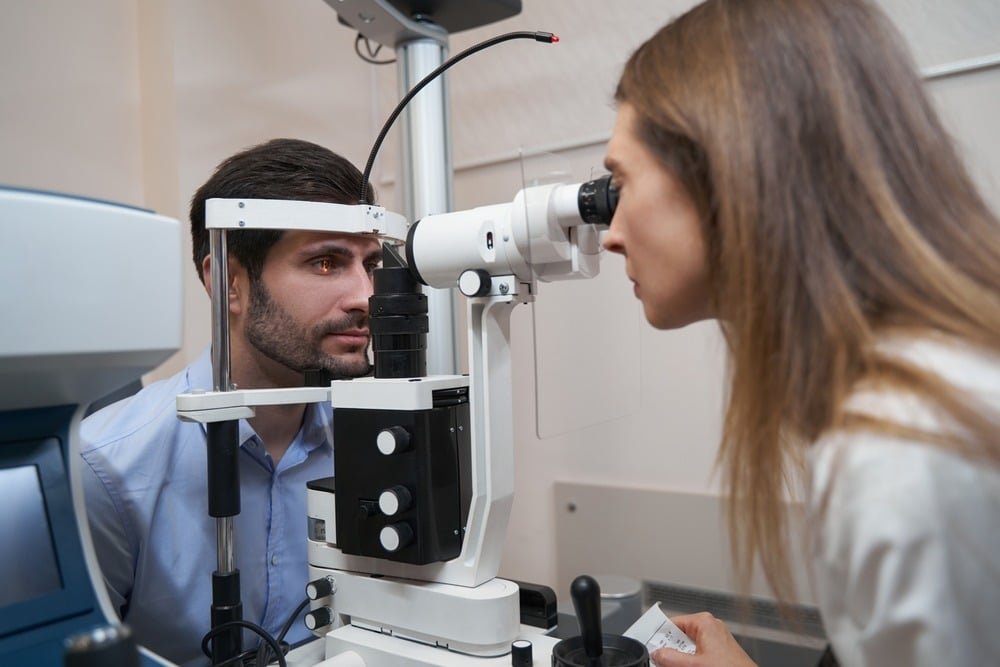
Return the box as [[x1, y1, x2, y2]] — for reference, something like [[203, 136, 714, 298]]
[[80, 138, 382, 664]]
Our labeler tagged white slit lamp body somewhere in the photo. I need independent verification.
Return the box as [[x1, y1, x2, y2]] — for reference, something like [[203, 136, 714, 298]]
[[175, 179, 612, 666]]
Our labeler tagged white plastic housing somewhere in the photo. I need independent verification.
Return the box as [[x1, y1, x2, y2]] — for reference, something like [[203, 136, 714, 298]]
[[312, 293, 523, 589], [205, 198, 408, 242], [0, 188, 182, 410], [308, 569, 520, 657], [409, 181, 600, 289]]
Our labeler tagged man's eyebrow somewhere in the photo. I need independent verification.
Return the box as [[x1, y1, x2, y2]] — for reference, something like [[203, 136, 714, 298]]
[[297, 242, 355, 259], [297, 241, 384, 264]]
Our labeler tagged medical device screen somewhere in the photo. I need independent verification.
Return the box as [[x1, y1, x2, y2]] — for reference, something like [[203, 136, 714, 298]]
[[0, 465, 63, 607]]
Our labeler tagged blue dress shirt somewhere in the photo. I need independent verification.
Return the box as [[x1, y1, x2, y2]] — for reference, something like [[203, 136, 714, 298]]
[[80, 348, 333, 665]]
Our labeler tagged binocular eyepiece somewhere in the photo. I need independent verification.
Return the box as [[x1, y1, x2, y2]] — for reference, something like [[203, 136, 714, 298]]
[[368, 175, 619, 379], [577, 174, 619, 226]]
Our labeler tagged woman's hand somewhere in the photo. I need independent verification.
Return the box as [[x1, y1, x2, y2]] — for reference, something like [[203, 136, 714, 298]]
[[650, 612, 757, 667]]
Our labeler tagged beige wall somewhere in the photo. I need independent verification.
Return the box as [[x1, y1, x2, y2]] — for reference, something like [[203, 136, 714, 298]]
[[0, 1, 145, 204], [3, 0, 997, 604]]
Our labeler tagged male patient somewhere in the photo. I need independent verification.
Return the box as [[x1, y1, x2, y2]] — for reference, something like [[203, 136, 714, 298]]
[[80, 138, 382, 664]]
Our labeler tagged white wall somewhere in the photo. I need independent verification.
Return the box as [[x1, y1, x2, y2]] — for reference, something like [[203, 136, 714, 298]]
[[2, 0, 997, 604]]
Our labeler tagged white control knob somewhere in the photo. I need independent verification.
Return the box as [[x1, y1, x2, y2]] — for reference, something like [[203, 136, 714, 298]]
[[379, 523, 414, 553], [458, 269, 492, 297], [378, 486, 412, 516], [376, 426, 410, 455]]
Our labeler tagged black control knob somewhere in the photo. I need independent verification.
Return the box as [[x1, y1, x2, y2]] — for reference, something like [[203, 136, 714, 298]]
[[511, 639, 533, 666], [306, 575, 335, 600], [379, 522, 414, 552], [376, 426, 411, 455], [378, 486, 413, 516], [304, 607, 334, 631]]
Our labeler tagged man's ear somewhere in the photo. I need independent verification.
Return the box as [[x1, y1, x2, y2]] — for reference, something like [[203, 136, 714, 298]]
[[200, 255, 213, 295], [200, 255, 248, 316]]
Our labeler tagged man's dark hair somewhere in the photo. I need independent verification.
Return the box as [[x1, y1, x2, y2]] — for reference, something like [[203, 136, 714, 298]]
[[189, 138, 374, 283]]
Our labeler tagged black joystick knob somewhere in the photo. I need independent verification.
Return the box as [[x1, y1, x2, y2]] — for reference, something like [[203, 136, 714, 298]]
[[572, 575, 604, 660], [551, 574, 649, 667]]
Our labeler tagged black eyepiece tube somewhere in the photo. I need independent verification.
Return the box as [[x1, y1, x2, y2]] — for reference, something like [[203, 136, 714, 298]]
[[370, 244, 428, 379], [576, 174, 619, 225]]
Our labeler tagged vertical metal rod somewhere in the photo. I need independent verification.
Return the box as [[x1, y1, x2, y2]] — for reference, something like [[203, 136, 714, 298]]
[[216, 518, 234, 573], [398, 35, 458, 375], [209, 229, 232, 394], [208, 228, 236, 574]]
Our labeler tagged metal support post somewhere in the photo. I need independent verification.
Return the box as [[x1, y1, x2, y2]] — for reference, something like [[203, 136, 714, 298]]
[[207, 229, 242, 664], [397, 34, 459, 375]]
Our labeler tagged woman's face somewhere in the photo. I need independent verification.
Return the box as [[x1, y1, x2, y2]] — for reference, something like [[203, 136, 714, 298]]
[[602, 103, 713, 329]]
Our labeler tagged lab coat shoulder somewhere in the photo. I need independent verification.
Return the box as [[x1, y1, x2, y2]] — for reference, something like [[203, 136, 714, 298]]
[[807, 337, 1000, 667]]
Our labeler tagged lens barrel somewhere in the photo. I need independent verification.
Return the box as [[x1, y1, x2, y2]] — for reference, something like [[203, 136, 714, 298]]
[[370, 244, 428, 379], [576, 174, 619, 225]]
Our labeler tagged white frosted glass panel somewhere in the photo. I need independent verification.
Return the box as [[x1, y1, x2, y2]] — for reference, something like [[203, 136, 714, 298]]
[[532, 255, 642, 439]]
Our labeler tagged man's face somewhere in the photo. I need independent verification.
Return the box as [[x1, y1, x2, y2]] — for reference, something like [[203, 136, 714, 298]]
[[244, 230, 382, 379]]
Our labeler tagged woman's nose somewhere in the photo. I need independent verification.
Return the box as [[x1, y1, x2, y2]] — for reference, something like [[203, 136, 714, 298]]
[[602, 216, 625, 255]]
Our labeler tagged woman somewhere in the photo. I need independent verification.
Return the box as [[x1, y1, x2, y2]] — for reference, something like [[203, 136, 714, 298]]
[[601, 0, 1000, 665]]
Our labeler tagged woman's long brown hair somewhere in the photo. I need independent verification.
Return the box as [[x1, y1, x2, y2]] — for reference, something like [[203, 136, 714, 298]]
[[616, 0, 1000, 604]]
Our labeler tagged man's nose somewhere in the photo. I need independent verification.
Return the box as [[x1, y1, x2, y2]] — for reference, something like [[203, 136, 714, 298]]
[[342, 262, 374, 314]]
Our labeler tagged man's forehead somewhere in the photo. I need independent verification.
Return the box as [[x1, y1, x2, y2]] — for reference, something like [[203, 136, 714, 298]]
[[285, 229, 377, 242], [282, 229, 382, 253]]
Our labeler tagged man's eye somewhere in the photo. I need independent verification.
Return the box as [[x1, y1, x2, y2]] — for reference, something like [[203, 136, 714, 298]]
[[364, 263, 381, 275], [313, 258, 336, 273]]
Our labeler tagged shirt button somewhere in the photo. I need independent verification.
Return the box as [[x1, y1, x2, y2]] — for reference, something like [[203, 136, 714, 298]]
[[271, 554, 278, 566]]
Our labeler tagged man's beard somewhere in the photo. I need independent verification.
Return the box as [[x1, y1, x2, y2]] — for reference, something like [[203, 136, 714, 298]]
[[245, 279, 371, 380]]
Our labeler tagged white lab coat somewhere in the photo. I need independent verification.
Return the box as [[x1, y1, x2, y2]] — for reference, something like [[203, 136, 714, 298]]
[[807, 336, 1000, 666]]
